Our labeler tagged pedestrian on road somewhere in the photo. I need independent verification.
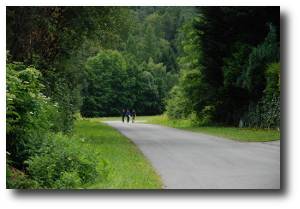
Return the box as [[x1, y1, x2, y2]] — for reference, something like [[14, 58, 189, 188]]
[[125, 109, 131, 123], [131, 109, 136, 123], [121, 109, 126, 123]]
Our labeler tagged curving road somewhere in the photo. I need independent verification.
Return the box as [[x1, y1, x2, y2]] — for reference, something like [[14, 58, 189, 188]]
[[104, 121, 280, 189]]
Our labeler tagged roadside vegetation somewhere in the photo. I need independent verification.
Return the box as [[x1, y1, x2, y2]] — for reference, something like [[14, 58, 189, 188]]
[[7, 117, 162, 189], [145, 115, 280, 142], [165, 8, 280, 130], [76, 119, 162, 189], [101, 115, 280, 142], [6, 7, 280, 188]]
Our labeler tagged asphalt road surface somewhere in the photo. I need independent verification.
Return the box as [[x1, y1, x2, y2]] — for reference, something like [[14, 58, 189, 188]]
[[104, 121, 280, 189]]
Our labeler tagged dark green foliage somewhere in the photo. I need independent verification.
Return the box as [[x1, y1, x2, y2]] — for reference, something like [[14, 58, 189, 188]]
[[242, 62, 280, 128], [81, 50, 173, 116], [191, 106, 215, 126], [165, 16, 204, 120], [6, 165, 40, 189], [166, 6, 280, 128], [6, 62, 108, 188], [6, 6, 132, 132], [223, 43, 252, 88], [243, 94, 280, 128], [239, 25, 280, 101], [78, 7, 195, 117], [81, 50, 128, 117], [126, 7, 196, 73], [265, 62, 280, 97]]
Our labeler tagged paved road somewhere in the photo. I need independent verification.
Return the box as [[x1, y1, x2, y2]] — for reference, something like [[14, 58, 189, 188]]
[[104, 121, 280, 189]]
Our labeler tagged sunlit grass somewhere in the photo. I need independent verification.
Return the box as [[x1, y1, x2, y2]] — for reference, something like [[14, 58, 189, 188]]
[[74, 119, 162, 189]]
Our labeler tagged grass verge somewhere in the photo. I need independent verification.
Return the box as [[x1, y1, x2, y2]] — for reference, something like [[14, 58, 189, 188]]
[[74, 119, 162, 189], [144, 115, 280, 142]]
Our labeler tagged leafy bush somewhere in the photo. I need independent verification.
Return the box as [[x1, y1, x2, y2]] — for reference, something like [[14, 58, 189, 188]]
[[166, 85, 192, 119], [6, 165, 39, 189], [25, 133, 109, 189], [242, 62, 280, 129], [54, 171, 82, 189], [243, 94, 280, 128], [265, 62, 280, 97], [6, 62, 60, 168], [190, 106, 215, 126], [6, 62, 110, 189]]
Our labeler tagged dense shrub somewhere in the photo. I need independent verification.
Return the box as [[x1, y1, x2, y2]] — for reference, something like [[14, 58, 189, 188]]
[[191, 105, 215, 126], [166, 85, 191, 119], [6, 62, 109, 189], [265, 62, 280, 97], [25, 133, 109, 189], [243, 94, 280, 128], [6, 165, 39, 189], [54, 171, 82, 189], [242, 62, 280, 128], [6, 62, 60, 168]]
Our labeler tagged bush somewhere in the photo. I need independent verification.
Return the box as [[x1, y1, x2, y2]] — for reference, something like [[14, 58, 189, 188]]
[[166, 85, 192, 119], [6, 62, 60, 168], [6, 165, 39, 189], [54, 171, 82, 189], [6, 62, 110, 189], [243, 94, 280, 128], [242, 62, 280, 129], [190, 105, 215, 126], [25, 133, 109, 189], [265, 62, 280, 97]]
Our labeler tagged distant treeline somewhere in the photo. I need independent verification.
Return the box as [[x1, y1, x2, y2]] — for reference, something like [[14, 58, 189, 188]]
[[80, 7, 196, 116]]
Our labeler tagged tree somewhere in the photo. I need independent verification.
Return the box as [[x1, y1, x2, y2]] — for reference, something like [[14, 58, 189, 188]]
[[6, 6, 132, 131], [166, 6, 280, 127], [192, 6, 279, 124], [81, 50, 129, 117]]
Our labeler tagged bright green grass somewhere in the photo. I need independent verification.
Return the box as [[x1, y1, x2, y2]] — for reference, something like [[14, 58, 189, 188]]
[[74, 119, 162, 189], [99, 115, 280, 142], [98, 116, 122, 121]]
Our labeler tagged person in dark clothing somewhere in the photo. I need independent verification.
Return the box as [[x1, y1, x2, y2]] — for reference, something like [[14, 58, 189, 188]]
[[121, 109, 126, 123], [125, 109, 131, 123], [131, 109, 136, 123]]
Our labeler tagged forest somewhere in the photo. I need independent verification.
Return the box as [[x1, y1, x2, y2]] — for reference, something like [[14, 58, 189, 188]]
[[6, 6, 280, 188]]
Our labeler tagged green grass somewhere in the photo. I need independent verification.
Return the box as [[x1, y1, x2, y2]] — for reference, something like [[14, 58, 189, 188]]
[[97, 116, 122, 121], [99, 115, 280, 142], [73, 119, 162, 189], [182, 127, 280, 142], [144, 115, 280, 142]]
